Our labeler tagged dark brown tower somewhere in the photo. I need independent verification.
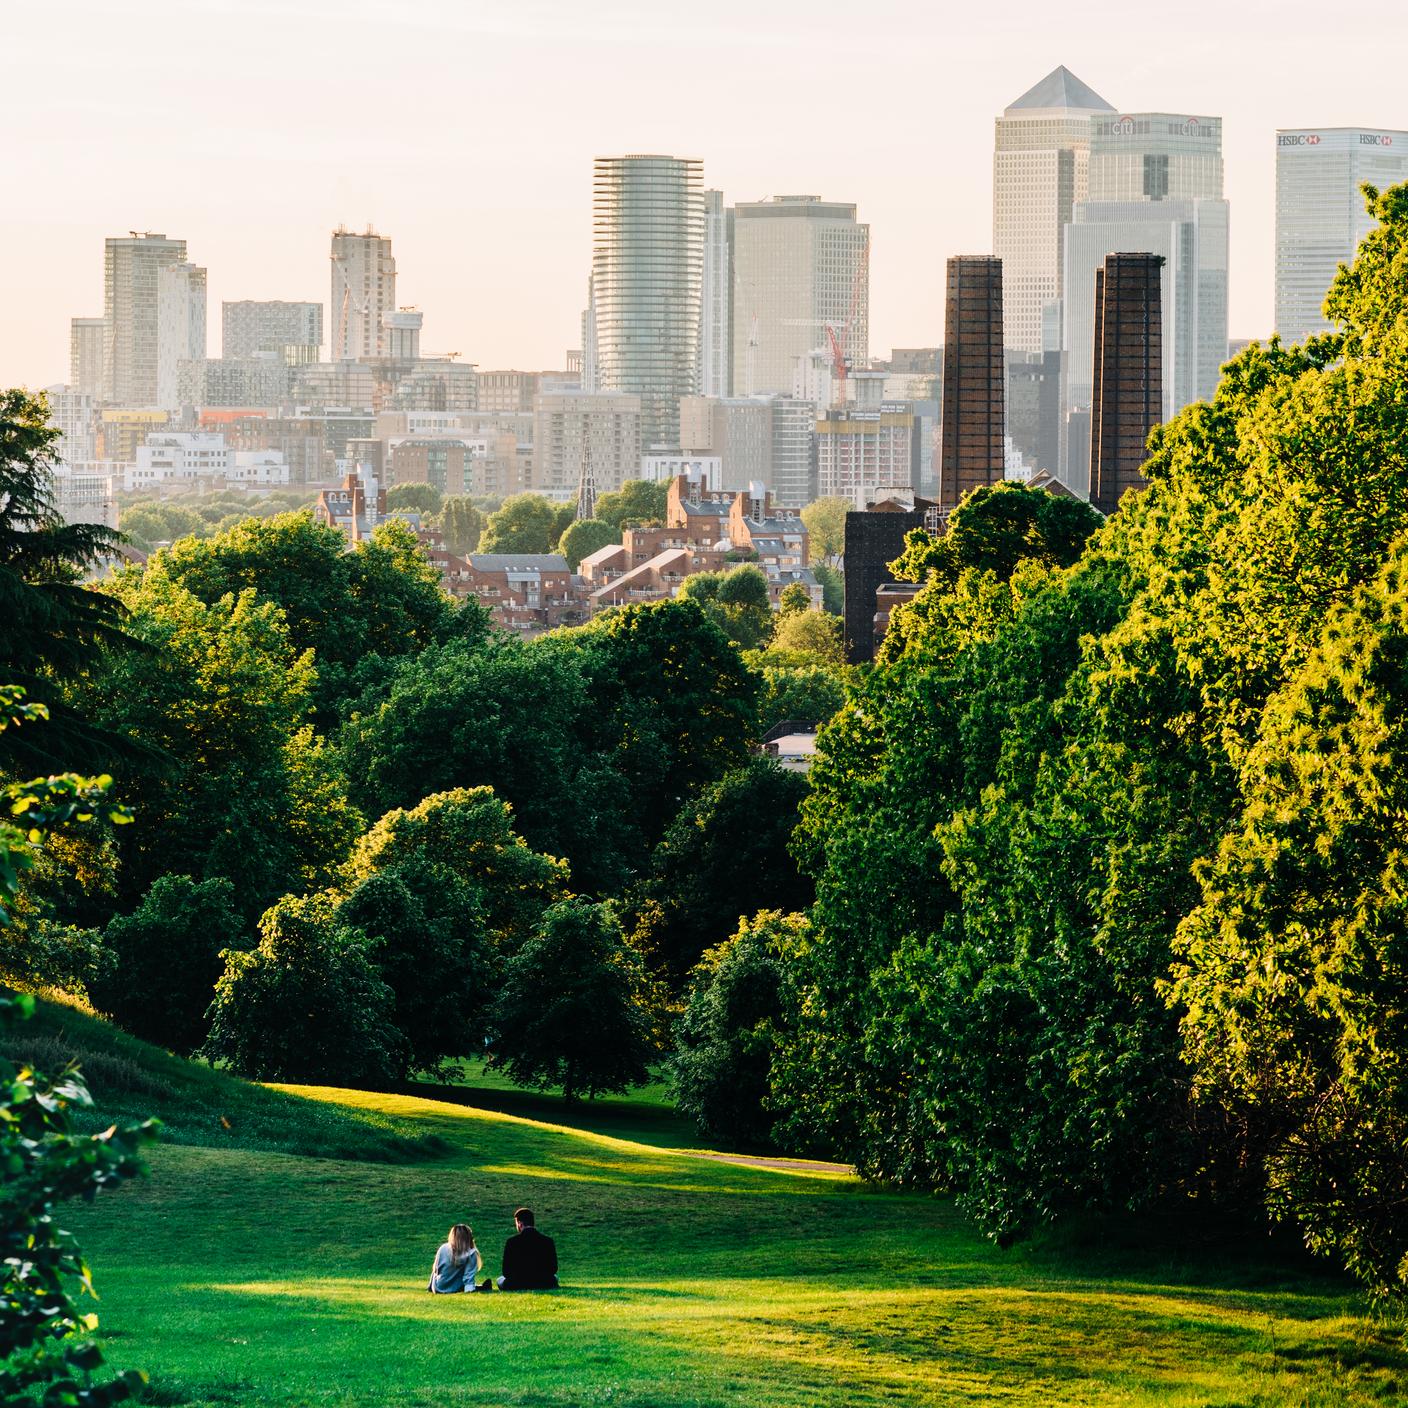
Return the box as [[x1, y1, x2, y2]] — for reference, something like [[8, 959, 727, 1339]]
[[939, 256, 1005, 512], [1090, 253, 1163, 516]]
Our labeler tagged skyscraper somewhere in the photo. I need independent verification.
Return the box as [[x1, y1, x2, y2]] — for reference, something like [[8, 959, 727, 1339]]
[[70, 317, 106, 399], [939, 257, 1006, 511], [1275, 128, 1408, 342], [330, 227, 396, 361], [732, 196, 868, 398], [1090, 253, 1162, 516], [700, 190, 734, 398], [1058, 112, 1229, 491], [156, 263, 207, 411], [222, 301, 323, 363], [103, 232, 188, 404], [994, 66, 1114, 355], [591, 155, 704, 450]]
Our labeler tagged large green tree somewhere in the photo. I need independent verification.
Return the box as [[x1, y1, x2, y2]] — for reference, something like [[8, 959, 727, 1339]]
[[558, 517, 617, 570], [594, 479, 668, 530], [477, 494, 575, 555]]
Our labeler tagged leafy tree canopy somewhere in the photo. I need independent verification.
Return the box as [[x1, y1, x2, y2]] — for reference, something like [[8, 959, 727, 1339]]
[[594, 479, 668, 530], [800, 497, 848, 565], [558, 517, 618, 570], [478, 494, 575, 555]]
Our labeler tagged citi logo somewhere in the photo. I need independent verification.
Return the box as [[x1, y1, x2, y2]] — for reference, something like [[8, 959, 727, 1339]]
[[1113, 117, 1136, 136]]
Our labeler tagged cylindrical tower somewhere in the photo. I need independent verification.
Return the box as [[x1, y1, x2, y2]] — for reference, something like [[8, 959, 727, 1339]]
[[592, 155, 704, 451]]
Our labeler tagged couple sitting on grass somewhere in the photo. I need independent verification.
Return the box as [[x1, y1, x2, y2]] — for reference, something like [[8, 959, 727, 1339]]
[[428, 1206, 559, 1294]]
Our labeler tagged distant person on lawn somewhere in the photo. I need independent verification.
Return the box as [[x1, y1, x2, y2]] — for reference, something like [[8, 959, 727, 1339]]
[[493, 1207, 559, 1290], [428, 1223, 482, 1293]]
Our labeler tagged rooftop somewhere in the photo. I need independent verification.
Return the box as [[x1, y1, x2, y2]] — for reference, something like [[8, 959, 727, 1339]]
[[467, 554, 570, 572], [1005, 66, 1114, 115]]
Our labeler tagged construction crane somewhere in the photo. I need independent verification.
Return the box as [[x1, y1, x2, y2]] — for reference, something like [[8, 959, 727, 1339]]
[[330, 252, 368, 361]]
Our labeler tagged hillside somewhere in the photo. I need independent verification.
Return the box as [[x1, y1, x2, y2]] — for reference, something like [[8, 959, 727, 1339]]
[[29, 1008, 1405, 1408]]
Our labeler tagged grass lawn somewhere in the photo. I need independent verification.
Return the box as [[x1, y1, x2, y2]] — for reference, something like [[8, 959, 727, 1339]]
[[63, 1070, 1407, 1408]]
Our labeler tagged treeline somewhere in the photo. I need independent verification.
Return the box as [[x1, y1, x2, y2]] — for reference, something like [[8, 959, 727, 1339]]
[[1, 416, 849, 1107], [731, 183, 1408, 1302]]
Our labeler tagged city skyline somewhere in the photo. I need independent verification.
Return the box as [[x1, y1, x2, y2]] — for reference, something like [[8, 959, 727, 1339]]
[[6, 0, 1408, 389]]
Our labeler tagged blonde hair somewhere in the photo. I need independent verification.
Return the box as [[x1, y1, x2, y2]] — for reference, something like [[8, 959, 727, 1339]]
[[448, 1224, 475, 1263]]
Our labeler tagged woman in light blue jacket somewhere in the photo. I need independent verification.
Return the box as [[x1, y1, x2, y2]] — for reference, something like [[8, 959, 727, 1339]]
[[428, 1223, 482, 1293]]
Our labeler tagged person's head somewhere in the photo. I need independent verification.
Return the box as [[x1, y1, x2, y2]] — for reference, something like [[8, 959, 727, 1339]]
[[514, 1207, 535, 1231], [449, 1224, 475, 1261]]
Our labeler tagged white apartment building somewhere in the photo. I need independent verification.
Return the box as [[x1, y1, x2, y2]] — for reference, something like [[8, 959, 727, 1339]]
[[1275, 128, 1408, 342], [156, 263, 207, 411], [591, 156, 704, 450], [126, 432, 230, 492], [43, 385, 99, 464], [52, 467, 119, 530], [330, 227, 396, 361], [732, 196, 868, 397], [700, 190, 733, 398], [70, 318, 106, 399], [382, 309, 423, 361], [532, 391, 642, 499], [640, 453, 724, 484], [104, 232, 188, 404], [994, 67, 1114, 354], [816, 405, 915, 507], [228, 449, 291, 487], [222, 301, 323, 363]]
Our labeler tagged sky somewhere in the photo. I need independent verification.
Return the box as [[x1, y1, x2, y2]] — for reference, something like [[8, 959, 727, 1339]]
[[4, 0, 1408, 388]]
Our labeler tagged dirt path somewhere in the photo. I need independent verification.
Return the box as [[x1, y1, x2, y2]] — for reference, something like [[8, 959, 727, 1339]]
[[673, 1148, 854, 1176]]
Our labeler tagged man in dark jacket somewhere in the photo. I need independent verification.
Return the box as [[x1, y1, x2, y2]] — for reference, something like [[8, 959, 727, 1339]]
[[495, 1207, 559, 1290]]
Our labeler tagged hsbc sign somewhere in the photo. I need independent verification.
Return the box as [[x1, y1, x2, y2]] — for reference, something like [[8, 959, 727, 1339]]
[[1361, 134, 1394, 146], [1279, 134, 1322, 146]]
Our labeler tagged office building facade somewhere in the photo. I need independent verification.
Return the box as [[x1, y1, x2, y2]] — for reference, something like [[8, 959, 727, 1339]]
[[732, 196, 868, 397], [156, 263, 207, 410], [330, 227, 396, 361], [701, 189, 734, 398], [1090, 253, 1162, 515], [533, 391, 642, 499], [1275, 128, 1408, 342], [591, 155, 704, 450], [222, 301, 323, 363], [939, 256, 1006, 510], [994, 66, 1114, 355], [70, 318, 107, 399], [103, 232, 188, 404]]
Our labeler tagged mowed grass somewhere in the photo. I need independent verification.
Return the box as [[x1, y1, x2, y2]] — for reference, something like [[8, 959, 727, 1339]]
[[66, 1076, 1408, 1408]]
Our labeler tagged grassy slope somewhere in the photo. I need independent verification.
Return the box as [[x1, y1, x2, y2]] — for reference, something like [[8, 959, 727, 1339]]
[[63, 1076, 1406, 1408]]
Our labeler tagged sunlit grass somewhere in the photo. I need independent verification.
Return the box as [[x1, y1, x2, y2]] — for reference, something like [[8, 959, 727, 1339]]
[[66, 1075, 1408, 1407]]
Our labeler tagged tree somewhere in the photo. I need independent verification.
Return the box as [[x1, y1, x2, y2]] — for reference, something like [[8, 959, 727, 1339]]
[[801, 497, 848, 566], [385, 483, 443, 515], [0, 389, 140, 774], [812, 563, 844, 616], [77, 567, 362, 918], [558, 517, 618, 570], [769, 610, 844, 667], [88, 875, 245, 1056], [620, 759, 813, 988], [203, 891, 405, 1085], [671, 911, 805, 1146], [490, 899, 654, 1101], [154, 511, 476, 719], [777, 582, 810, 618], [435, 495, 485, 556], [680, 565, 773, 650], [478, 494, 575, 555], [595, 479, 668, 530], [0, 687, 151, 1408], [751, 662, 849, 735]]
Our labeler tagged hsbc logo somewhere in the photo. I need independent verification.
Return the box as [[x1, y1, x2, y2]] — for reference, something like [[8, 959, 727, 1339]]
[[1361, 134, 1394, 146], [1278, 134, 1321, 146]]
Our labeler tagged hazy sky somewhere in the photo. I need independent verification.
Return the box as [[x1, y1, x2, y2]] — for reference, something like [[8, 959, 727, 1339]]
[[5, 0, 1407, 388]]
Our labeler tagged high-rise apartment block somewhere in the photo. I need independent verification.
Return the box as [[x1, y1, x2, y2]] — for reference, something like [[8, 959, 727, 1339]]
[[701, 190, 734, 398], [532, 391, 642, 499], [330, 227, 396, 361], [103, 232, 188, 404], [817, 405, 915, 507], [156, 263, 207, 410], [994, 67, 1114, 355], [1090, 253, 1162, 516], [70, 318, 107, 399], [939, 256, 1006, 510], [591, 156, 704, 450], [222, 301, 323, 363], [1275, 128, 1408, 342], [732, 196, 869, 397]]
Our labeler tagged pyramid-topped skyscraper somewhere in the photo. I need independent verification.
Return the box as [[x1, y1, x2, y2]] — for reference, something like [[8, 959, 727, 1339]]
[[994, 66, 1115, 354]]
